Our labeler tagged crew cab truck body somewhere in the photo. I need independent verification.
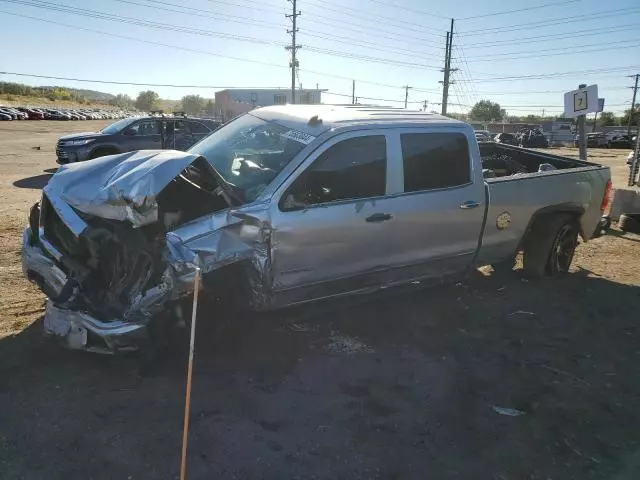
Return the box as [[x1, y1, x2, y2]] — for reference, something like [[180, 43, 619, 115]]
[[22, 105, 611, 354]]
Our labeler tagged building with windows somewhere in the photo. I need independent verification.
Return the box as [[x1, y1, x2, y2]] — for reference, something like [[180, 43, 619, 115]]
[[214, 88, 325, 121]]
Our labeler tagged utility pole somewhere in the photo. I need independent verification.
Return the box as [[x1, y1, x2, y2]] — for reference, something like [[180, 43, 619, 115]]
[[403, 85, 412, 108], [577, 83, 587, 161], [592, 112, 598, 133], [440, 18, 456, 116], [627, 73, 639, 137], [285, 0, 301, 104], [352, 80, 355, 105], [423, 100, 429, 112]]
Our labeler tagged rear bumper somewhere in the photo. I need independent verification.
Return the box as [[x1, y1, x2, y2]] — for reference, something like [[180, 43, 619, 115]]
[[22, 227, 149, 353]]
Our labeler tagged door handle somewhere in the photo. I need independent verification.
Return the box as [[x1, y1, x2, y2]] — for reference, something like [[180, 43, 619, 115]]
[[460, 201, 480, 209], [366, 213, 392, 223]]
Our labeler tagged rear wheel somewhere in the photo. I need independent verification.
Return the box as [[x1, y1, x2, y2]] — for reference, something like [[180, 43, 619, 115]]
[[523, 214, 579, 278]]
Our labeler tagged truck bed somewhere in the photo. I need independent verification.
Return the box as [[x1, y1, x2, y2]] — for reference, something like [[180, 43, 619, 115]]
[[475, 143, 611, 267], [479, 142, 591, 177]]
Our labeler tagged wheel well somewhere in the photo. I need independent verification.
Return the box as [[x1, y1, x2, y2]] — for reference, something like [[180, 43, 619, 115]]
[[89, 146, 119, 159], [519, 206, 583, 249]]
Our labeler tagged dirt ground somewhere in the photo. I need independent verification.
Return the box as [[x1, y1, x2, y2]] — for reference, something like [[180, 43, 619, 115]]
[[1, 121, 639, 479]]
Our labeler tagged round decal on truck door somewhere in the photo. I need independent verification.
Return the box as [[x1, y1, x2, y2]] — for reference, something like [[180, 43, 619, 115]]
[[496, 212, 511, 230]]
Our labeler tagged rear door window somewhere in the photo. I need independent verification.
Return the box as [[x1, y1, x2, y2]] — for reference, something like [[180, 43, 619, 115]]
[[282, 135, 387, 210], [401, 133, 470, 192], [188, 121, 211, 134]]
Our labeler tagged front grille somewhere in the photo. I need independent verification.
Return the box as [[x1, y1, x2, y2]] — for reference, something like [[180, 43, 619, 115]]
[[41, 195, 78, 256], [56, 140, 70, 160]]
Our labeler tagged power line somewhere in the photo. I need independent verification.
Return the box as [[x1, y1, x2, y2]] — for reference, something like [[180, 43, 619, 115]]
[[112, 0, 284, 29], [0, 10, 438, 92], [2, 0, 286, 46], [1, 0, 441, 70], [0, 71, 283, 89], [466, 39, 640, 59], [458, 7, 640, 36], [358, 0, 450, 19], [472, 87, 629, 95], [464, 42, 640, 63], [114, 0, 440, 58], [459, 0, 582, 20], [466, 66, 640, 82], [202, 0, 284, 15], [461, 23, 639, 49], [303, 0, 445, 32]]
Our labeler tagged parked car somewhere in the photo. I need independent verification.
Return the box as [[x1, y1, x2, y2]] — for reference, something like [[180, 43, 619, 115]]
[[586, 133, 608, 148], [607, 134, 633, 149], [4, 107, 28, 119], [0, 107, 19, 120], [474, 130, 493, 142], [55, 116, 221, 164], [15, 107, 45, 120], [22, 105, 612, 354], [0, 112, 12, 121], [494, 132, 519, 146], [519, 129, 549, 148]]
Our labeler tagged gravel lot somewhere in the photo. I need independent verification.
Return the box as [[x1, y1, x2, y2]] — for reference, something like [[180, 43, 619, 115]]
[[1, 121, 639, 479]]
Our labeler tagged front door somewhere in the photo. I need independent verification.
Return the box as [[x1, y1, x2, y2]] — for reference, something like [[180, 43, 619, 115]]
[[269, 132, 396, 305]]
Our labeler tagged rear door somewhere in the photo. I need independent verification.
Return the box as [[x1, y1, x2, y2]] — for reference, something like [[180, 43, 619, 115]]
[[124, 119, 162, 151], [269, 131, 396, 303], [187, 120, 213, 146], [383, 129, 486, 280]]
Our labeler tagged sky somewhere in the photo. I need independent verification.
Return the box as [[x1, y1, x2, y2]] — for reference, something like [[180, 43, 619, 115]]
[[1, 0, 638, 116]]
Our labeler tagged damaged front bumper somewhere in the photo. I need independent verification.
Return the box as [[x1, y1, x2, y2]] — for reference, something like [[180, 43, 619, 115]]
[[42, 300, 148, 353], [23, 227, 151, 353]]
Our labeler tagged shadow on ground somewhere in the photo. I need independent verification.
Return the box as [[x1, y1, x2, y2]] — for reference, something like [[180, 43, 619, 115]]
[[1, 269, 639, 479], [12, 174, 53, 189], [43, 167, 58, 174]]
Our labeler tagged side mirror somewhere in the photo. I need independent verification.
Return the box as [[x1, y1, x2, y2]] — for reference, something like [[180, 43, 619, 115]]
[[123, 128, 136, 136]]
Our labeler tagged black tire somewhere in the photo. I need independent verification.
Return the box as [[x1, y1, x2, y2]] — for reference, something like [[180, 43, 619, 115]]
[[88, 148, 118, 160], [619, 214, 640, 234], [523, 214, 579, 279]]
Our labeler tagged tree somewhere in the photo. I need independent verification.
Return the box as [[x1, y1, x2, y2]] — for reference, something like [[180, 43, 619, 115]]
[[598, 111, 617, 127], [620, 106, 639, 128], [181, 94, 205, 115], [469, 100, 504, 121], [135, 90, 159, 111], [110, 93, 133, 108], [204, 99, 215, 116]]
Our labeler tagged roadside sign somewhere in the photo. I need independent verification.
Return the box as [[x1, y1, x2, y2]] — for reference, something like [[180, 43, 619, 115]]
[[597, 98, 605, 112], [563, 84, 598, 117]]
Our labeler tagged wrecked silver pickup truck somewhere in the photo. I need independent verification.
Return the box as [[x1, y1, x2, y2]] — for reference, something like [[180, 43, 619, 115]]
[[23, 105, 612, 353]]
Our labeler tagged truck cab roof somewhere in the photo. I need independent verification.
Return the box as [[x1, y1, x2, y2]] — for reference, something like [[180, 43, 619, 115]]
[[250, 104, 465, 136]]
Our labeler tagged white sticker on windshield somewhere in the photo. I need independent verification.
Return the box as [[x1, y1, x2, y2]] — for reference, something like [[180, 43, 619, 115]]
[[280, 129, 316, 145]]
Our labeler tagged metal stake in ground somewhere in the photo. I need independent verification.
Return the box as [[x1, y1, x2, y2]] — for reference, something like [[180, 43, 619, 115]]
[[180, 266, 202, 480]]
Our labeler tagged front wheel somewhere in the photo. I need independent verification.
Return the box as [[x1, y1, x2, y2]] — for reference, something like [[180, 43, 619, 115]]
[[523, 214, 579, 278]]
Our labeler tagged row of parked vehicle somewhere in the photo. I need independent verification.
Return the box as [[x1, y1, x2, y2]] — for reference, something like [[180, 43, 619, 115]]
[[574, 132, 636, 149], [0, 106, 134, 121], [475, 129, 550, 148]]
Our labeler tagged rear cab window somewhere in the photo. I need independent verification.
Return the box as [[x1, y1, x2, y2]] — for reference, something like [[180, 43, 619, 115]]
[[400, 133, 471, 192], [281, 135, 387, 210]]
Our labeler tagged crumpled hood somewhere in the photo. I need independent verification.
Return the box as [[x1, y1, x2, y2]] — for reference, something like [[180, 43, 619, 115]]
[[44, 149, 202, 226]]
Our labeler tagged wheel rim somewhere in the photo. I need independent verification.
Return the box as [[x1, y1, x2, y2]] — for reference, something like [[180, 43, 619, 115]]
[[551, 224, 577, 274]]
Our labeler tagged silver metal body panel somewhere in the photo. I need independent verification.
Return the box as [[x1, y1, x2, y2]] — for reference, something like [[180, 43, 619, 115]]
[[477, 165, 610, 266]]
